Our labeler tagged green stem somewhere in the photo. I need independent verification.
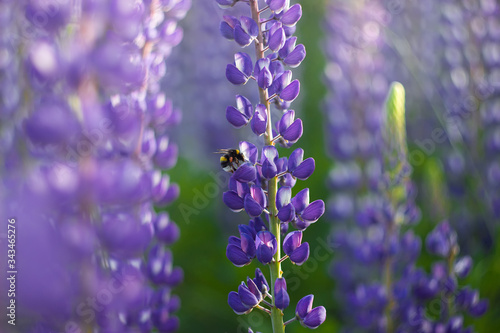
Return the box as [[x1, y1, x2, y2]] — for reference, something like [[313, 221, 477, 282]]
[[249, 1, 284, 332]]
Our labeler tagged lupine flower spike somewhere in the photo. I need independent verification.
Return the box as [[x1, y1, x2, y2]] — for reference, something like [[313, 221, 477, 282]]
[[216, 0, 326, 331]]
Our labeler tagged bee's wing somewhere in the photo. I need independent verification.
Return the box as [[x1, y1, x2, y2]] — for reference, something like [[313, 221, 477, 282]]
[[214, 149, 231, 154]]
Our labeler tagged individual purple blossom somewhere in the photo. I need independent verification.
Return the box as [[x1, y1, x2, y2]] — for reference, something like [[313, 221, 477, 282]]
[[283, 230, 309, 265], [295, 295, 326, 329]]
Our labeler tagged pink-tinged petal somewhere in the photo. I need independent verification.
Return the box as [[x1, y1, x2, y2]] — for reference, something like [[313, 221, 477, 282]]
[[234, 52, 253, 76], [232, 163, 257, 183], [234, 25, 252, 47], [228, 291, 252, 314], [251, 104, 267, 136], [284, 44, 306, 68], [226, 106, 250, 128], [239, 141, 258, 164], [244, 194, 264, 217], [235, 94, 253, 118], [288, 148, 304, 172], [269, 27, 286, 52], [280, 79, 300, 101], [220, 21, 234, 40], [292, 157, 315, 180], [292, 188, 310, 213], [277, 203, 295, 223], [296, 294, 314, 319], [223, 191, 244, 211], [302, 306, 326, 329], [281, 4, 302, 26], [279, 37, 297, 59], [240, 16, 258, 38], [290, 242, 309, 265], [226, 245, 251, 267], [226, 64, 248, 85], [276, 186, 292, 210], [258, 66, 273, 89], [282, 118, 303, 142], [283, 230, 303, 255], [302, 199, 325, 222]]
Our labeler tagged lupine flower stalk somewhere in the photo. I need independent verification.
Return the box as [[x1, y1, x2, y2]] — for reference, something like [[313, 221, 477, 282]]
[[1, 1, 189, 332], [216, 0, 325, 332]]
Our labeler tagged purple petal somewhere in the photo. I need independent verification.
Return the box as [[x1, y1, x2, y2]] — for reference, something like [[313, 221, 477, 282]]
[[251, 185, 267, 207], [154, 213, 180, 245], [257, 66, 273, 89], [251, 104, 268, 136], [274, 278, 290, 310], [240, 231, 256, 258], [290, 242, 310, 265], [276, 157, 288, 174], [239, 224, 256, 239], [228, 236, 241, 247], [239, 141, 258, 164], [223, 191, 244, 211], [292, 188, 310, 213], [296, 294, 314, 319], [220, 21, 235, 40], [234, 25, 252, 47], [246, 278, 263, 301], [228, 291, 252, 314], [302, 306, 326, 329], [276, 186, 292, 210], [238, 283, 259, 307], [232, 163, 257, 183], [261, 145, 279, 163], [469, 299, 488, 317], [277, 203, 295, 223], [269, 27, 286, 51], [154, 139, 178, 170], [226, 106, 250, 128], [267, 0, 287, 13], [226, 64, 248, 85], [292, 157, 315, 180], [235, 52, 253, 76], [256, 243, 275, 265], [302, 200, 325, 222], [282, 118, 303, 142], [283, 230, 302, 255], [278, 110, 296, 134], [454, 256, 473, 279], [236, 94, 254, 118], [281, 173, 297, 188], [253, 268, 269, 294], [244, 194, 264, 217], [279, 37, 297, 59], [240, 16, 258, 38], [226, 244, 252, 267], [229, 178, 250, 197], [284, 44, 306, 68], [280, 79, 300, 101], [281, 4, 302, 26], [288, 148, 304, 172], [217, 0, 236, 9], [262, 159, 277, 179], [254, 57, 271, 77], [256, 231, 277, 264]]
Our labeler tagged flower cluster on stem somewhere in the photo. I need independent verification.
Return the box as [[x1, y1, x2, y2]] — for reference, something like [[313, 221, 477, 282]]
[[215, 0, 326, 332]]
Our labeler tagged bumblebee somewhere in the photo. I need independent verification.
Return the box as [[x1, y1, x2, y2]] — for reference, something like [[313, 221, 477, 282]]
[[216, 149, 245, 173]]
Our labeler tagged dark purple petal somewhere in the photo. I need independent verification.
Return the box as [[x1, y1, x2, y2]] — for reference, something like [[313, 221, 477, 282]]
[[249, 217, 268, 233], [302, 200, 325, 222], [238, 283, 259, 307], [290, 242, 309, 265], [302, 306, 326, 329], [277, 203, 295, 223], [279, 37, 297, 59], [278, 109, 295, 134], [251, 104, 268, 136], [280, 79, 300, 101], [223, 191, 244, 211], [226, 64, 248, 85], [258, 66, 273, 89], [220, 21, 235, 39], [239, 224, 256, 238], [226, 106, 250, 128], [251, 186, 267, 207], [284, 44, 306, 68], [276, 157, 288, 174], [246, 278, 263, 301], [232, 163, 257, 183], [469, 299, 488, 317], [274, 278, 290, 310], [234, 25, 252, 47], [292, 188, 309, 214], [253, 268, 270, 294], [296, 294, 314, 319], [281, 4, 302, 26], [276, 186, 292, 210], [288, 148, 304, 172], [269, 28, 286, 51], [282, 118, 303, 142], [262, 159, 277, 179], [228, 291, 252, 314], [228, 236, 241, 247], [240, 232, 256, 258], [283, 230, 302, 255], [292, 157, 315, 180], [255, 231, 277, 264], [244, 194, 264, 217], [226, 244, 252, 267], [240, 141, 258, 164]]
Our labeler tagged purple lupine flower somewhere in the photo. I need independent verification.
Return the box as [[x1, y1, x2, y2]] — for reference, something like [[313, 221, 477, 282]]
[[295, 295, 326, 329], [1, 1, 190, 332], [216, 1, 325, 331]]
